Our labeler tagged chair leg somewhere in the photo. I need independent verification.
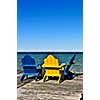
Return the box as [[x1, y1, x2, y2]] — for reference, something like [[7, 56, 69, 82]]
[[43, 75, 46, 82], [58, 75, 61, 83], [34, 74, 39, 81], [34, 76, 37, 81], [26, 75, 28, 79], [20, 74, 25, 81], [46, 76, 48, 81], [61, 74, 64, 81]]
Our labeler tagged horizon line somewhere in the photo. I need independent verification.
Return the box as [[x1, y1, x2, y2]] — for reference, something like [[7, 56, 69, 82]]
[[17, 49, 83, 52]]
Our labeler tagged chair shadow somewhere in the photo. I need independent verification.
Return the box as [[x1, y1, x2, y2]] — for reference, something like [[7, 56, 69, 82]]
[[17, 76, 34, 88], [43, 76, 64, 83], [63, 71, 83, 81], [17, 75, 43, 88]]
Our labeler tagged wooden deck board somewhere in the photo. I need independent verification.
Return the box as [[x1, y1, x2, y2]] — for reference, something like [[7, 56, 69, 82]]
[[17, 75, 83, 100]]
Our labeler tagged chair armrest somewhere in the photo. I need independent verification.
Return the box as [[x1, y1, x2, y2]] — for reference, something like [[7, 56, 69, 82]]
[[59, 63, 66, 67], [59, 67, 64, 71]]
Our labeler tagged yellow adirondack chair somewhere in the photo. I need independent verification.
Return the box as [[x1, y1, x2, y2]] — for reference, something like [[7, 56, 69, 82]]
[[42, 55, 66, 83]]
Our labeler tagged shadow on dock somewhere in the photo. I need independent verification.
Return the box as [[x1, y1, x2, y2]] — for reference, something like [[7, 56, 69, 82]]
[[17, 76, 34, 88]]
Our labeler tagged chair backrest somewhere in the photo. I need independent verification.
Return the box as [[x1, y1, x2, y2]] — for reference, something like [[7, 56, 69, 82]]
[[65, 54, 76, 72], [42, 55, 59, 67], [21, 55, 35, 66]]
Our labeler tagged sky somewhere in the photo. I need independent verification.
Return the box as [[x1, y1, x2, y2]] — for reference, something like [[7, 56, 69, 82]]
[[17, 0, 83, 51]]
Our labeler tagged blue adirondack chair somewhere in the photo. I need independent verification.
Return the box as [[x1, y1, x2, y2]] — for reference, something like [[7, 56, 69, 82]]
[[20, 55, 42, 81], [64, 54, 77, 80]]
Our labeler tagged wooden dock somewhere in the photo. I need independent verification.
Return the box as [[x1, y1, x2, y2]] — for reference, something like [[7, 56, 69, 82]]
[[17, 75, 83, 100]]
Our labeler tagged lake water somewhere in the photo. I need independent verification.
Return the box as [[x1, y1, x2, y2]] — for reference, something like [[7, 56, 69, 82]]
[[17, 52, 83, 72]]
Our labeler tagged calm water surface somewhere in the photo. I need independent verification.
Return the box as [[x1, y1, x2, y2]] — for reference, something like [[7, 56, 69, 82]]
[[17, 52, 83, 72]]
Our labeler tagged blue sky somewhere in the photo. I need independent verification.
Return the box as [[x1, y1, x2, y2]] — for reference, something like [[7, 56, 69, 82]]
[[17, 0, 83, 51]]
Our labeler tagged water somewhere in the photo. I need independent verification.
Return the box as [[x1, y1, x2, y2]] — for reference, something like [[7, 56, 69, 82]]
[[17, 52, 83, 72]]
